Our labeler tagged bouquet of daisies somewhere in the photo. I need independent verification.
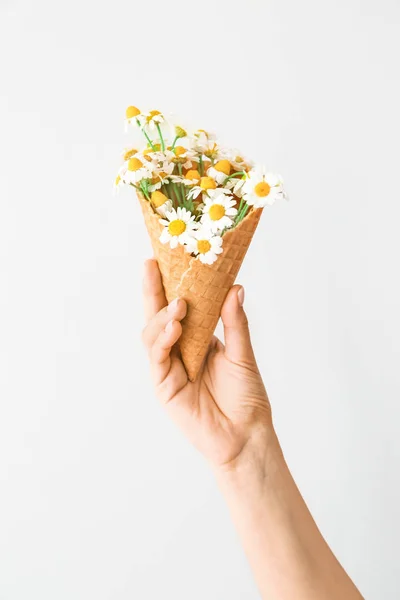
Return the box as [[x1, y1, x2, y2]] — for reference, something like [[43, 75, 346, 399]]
[[116, 106, 286, 380]]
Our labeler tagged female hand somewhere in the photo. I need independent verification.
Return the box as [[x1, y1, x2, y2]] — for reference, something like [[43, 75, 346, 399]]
[[142, 259, 276, 470], [142, 259, 364, 600]]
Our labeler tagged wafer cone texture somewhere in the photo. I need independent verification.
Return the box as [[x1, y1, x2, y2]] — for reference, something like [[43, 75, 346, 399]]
[[138, 193, 262, 381]]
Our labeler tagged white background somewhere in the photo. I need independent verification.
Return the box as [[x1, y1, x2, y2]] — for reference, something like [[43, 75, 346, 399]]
[[1, 0, 400, 598]]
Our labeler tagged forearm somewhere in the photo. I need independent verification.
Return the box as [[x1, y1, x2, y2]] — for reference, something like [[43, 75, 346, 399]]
[[216, 431, 363, 600]]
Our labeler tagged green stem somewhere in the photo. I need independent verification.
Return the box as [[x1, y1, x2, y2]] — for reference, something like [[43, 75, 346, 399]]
[[199, 155, 204, 176], [171, 135, 179, 150], [235, 197, 245, 221], [177, 164, 187, 207], [156, 123, 165, 152], [222, 171, 245, 186], [166, 183, 177, 208], [237, 203, 250, 223], [139, 181, 150, 200], [170, 182, 182, 207], [136, 119, 156, 151], [161, 182, 168, 199]]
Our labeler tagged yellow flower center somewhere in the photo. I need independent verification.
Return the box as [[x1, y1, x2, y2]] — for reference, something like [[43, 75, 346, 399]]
[[200, 177, 217, 190], [214, 160, 231, 176], [185, 169, 200, 181], [128, 157, 143, 171], [168, 219, 186, 236], [147, 110, 161, 122], [123, 148, 138, 161], [174, 146, 186, 157], [151, 191, 168, 208], [115, 175, 121, 186], [209, 204, 225, 221], [254, 181, 271, 197], [235, 155, 243, 163], [197, 240, 211, 254], [126, 106, 140, 119]]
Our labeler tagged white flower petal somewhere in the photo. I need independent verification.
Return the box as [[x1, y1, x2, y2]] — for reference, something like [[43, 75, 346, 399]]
[[170, 236, 179, 249], [159, 229, 171, 244]]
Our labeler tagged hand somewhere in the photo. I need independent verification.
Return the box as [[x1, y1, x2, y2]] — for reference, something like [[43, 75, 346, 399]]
[[142, 259, 275, 470]]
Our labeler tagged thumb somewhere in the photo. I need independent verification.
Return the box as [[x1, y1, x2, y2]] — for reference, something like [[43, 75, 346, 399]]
[[220, 285, 256, 366]]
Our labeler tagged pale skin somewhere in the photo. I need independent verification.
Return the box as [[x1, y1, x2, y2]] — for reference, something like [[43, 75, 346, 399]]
[[142, 259, 364, 600]]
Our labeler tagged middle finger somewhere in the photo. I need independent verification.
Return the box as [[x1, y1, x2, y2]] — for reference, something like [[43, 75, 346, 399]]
[[142, 298, 187, 350]]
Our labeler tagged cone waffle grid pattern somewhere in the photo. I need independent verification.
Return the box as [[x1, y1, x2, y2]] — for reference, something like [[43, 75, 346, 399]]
[[137, 193, 262, 381]]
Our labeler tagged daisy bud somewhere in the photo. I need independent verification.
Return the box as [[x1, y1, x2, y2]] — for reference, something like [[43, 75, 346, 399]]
[[200, 177, 217, 191], [126, 106, 140, 119], [175, 126, 187, 138], [151, 191, 169, 208], [214, 160, 231, 176]]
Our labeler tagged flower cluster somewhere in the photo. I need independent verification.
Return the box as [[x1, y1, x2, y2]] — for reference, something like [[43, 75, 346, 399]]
[[115, 106, 287, 265]]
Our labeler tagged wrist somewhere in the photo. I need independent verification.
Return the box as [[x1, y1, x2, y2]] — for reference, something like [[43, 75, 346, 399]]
[[213, 426, 284, 493]]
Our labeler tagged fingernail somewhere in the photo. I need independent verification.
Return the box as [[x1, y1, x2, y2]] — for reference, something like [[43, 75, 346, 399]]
[[165, 320, 174, 333], [237, 287, 245, 306], [167, 298, 179, 313]]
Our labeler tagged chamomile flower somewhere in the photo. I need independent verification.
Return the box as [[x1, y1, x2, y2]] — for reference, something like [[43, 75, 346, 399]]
[[241, 168, 285, 208], [207, 160, 231, 185], [175, 145, 197, 162], [188, 176, 217, 200], [183, 169, 201, 185], [200, 189, 238, 233], [227, 152, 253, 173], [189, 130, 219, 162], [138, 110, 165, 131], [125, 106, 141, 130], [121, 156, 152, 185], [185, 227, 223, 265], [150, 191, 173, 217], [159, 207, 198, 249], [122, 147, 139, 161], [153, 158, 175, 177], [148, 170, 171, 192], [140, 153, 175, 191], [171, 145, 188, 159], [170, 167, 201, 187], [230, 177, 246, 197], [193, 129, 216, 147]]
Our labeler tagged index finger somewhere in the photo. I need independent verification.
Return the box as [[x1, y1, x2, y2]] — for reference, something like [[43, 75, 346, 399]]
[[142, 259, 167, 322]]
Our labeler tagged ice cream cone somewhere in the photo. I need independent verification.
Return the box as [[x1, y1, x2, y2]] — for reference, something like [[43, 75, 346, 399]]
[[138, 192, 262, 381]]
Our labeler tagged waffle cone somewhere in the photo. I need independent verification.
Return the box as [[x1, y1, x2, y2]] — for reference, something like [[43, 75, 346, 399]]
[[138, 193, 262, 381]]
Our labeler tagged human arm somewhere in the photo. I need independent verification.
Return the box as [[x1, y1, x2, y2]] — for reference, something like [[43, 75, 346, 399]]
[[141, 258, 363, 600]]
